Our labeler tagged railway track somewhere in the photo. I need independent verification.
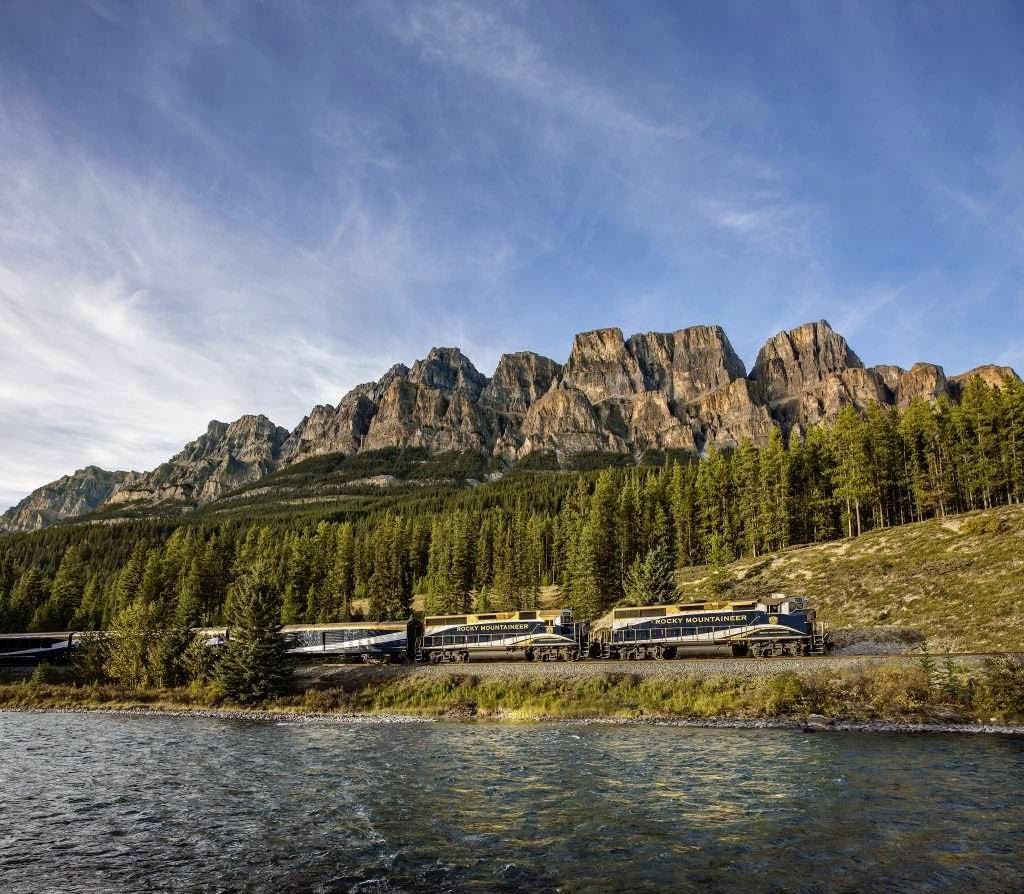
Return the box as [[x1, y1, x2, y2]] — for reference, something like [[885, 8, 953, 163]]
[[300, 650, 1019, 684]]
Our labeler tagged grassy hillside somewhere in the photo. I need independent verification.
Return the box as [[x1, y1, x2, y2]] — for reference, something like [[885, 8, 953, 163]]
[[675, 504, 1024, 652]]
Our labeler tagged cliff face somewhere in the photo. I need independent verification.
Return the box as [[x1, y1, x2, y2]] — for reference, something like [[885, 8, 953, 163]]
[[0, 466, 133, 533], [104, 415, 290, 510], [6, 319, 1021, 528]]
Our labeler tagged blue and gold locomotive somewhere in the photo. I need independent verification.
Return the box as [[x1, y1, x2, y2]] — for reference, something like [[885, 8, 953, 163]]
[[419, 609, 582, 663], [588, 595, 827, 659]]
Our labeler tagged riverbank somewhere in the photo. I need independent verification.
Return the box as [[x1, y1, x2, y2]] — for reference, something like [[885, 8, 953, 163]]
[[3, 656, 1022, 731], [3, 704, 1023, 736]]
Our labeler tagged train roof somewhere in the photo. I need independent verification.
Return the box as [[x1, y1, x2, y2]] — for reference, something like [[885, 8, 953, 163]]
[[193, 620, 413, 637], [423, 609, 567, 626]]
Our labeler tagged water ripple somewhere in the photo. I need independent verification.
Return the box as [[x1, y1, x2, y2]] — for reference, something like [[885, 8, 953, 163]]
[[0, 715, 1022, 892]]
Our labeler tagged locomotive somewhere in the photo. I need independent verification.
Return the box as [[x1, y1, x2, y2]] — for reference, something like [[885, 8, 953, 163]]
[[587, 595, 828, 659], [0, 596, 828, 667], [418, 609, 581, 663]]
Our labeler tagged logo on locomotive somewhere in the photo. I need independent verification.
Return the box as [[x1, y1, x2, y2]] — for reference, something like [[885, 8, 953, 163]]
[[454, 622, 533, 633]]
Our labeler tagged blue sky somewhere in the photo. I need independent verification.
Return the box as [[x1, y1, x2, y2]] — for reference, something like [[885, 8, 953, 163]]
[[1, 0, 1022, 507]]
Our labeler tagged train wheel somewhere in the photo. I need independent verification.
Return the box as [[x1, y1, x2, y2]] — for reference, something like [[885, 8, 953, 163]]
[[524, 649, 535, 662], [663, 646, 677, 660]]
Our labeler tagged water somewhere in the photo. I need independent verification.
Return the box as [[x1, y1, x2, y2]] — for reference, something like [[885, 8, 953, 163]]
[[1, 714, 1022, 893]]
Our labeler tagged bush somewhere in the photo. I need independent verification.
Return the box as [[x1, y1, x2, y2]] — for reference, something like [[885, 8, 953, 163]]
[[763, 673, 805, 715], [979, 655, 1024, 721], [31, 662, 64, 684], [72, 631, 110, 684]]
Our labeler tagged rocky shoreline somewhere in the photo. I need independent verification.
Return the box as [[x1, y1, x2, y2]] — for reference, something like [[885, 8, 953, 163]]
[[2, 704, 1022, 735]]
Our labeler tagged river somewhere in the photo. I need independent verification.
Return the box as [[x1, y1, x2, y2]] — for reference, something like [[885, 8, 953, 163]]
[[1, 713, 1022, 892]]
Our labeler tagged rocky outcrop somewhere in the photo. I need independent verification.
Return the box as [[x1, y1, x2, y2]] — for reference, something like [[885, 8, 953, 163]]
[[105, 415, 289, 509], [519, 387, 626, 455], [280, 394, 376, 464], [361, 349, 494, 454], [949, 365, 1019, 396], [0, 466, 133, 533], [558, 328, 645, 402], [685, 379, 774, 451], [481, 352, 561, 415], [751, 320, 863, 403], [7, 319, 1019, 529], [626, 325, 747, 402], [781, 368, 892, 432], [872, 363, 951, 407]]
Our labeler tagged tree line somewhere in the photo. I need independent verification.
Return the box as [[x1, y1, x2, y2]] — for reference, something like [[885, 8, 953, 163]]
[[1, 373, 1021, 633]]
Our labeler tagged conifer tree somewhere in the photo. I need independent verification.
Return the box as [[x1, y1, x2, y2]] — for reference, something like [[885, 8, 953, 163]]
[[30, 545, 85, 631], [216, 568, 291, 703]]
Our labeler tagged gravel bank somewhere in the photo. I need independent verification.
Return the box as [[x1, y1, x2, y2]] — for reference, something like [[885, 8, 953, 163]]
[[300, 653, 988, 685], [0, 706, 433, 723], [3, 706, 1021, 736]]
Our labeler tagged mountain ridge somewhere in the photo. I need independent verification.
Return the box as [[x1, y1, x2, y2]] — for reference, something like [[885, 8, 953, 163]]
[[2, 319, 1019, 533]]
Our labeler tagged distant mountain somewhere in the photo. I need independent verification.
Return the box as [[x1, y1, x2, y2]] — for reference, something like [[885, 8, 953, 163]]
[[1, 467, 134, 533], [2, 320, 1019, 532]]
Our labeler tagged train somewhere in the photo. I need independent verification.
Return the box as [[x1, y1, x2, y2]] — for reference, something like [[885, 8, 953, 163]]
[[0, 595, 829, 667]]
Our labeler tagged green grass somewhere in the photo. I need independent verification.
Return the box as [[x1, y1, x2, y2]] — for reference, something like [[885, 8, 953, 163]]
[[9, 658, 1020, 725], [679, 503, 1024, 652]]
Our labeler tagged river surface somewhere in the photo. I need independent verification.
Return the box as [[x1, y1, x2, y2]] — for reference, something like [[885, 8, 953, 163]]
[[1, 714, 1022, 893]]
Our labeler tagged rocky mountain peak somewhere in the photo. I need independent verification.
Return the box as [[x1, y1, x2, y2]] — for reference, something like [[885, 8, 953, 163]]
[[7, 317, 1019, 531], [482, 351, 562, 415], [950, 364, 1019, 394], [626, 325, 747, 402], [408, 347, 487, 398], [0, 466, 134, 533], [104, 413, 290, 510], [871, 363, 950, 407], [751, 319, 864, 403], [560, 327, 644, 402]]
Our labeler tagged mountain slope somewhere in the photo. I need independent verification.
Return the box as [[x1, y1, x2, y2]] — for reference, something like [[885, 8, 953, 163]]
[[678, 504, 1024, 652], [0, 467, 134, 534], [3, 318, 1020, 531]]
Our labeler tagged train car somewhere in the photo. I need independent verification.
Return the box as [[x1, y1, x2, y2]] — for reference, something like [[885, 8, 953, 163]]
[[282, 619, 419, 663], [419, 609, 583, 663], [195, 619, 420, 663], [0, 632, 76, 666], [588, 596, 828, 659]]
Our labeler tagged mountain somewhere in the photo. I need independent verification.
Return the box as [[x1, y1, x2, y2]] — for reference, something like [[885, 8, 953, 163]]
[[3, 319, 1020, 532], [1, 467, 134, 533]]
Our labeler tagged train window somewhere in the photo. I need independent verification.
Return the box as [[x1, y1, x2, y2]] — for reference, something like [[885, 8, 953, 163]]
[[477, 614, 497, 621], [768, 605, 780, 614], [518, 611, 537, 620], [678, 602, 706, 611]]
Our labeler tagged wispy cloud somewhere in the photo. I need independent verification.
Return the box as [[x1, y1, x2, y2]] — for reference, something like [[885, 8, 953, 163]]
[[1, 0, 1022, 508]]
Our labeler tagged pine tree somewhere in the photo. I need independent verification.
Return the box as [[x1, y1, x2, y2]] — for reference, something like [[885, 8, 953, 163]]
[[113, 542, 147, 612], [8, 569, 46, 631], [104, 599, 163, 689], [31, 545, 85, 630], [216, 569, 291, 703], [832, 406, 873, 537], [622, 542, 677, 605], [706, 532, 733, 596], [759, 428, 790, 551]]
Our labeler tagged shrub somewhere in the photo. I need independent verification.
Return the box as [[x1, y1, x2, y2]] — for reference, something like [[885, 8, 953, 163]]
[[31, 662, 64, 684], [764, 673, 805, 715], [978, 655, 1024, 721]]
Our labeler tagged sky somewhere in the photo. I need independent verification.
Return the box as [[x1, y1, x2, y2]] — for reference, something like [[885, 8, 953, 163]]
[[1, 0, 1023, 508]]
